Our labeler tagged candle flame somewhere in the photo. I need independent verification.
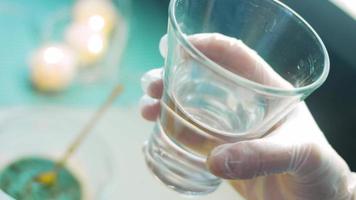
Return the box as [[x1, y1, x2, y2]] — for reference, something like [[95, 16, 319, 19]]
[[87, 35, 104, 54], [88, 15, 106, 32], [43, 47, 64, 65]]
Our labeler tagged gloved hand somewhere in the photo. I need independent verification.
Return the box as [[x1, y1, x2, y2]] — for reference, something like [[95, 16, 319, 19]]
[[140, 34, 356, 200]]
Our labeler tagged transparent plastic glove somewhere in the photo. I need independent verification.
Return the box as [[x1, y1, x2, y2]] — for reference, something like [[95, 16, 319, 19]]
[[140, 34, 356, 200]]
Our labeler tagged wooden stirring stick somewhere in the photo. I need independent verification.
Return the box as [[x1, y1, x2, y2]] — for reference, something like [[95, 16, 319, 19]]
[[36, 85, 124, 185]]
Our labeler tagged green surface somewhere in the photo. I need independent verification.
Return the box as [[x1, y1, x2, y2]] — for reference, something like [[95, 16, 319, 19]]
[[0, 157, 81, 200], [0, 0, 168, 107]]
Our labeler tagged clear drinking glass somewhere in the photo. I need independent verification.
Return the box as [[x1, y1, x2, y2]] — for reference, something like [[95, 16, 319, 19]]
[[143, 0, 329, 196]]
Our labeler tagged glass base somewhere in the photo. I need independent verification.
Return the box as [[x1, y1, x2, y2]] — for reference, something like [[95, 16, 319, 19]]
[[143, 123, 221, 196]]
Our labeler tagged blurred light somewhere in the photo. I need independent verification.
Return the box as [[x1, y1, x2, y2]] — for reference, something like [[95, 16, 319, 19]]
[[88, 15, 105, 32], [65, 23, 107, 65], [73, 0, 118, 35], [329, 0, 356, 20], [43, 47, 64, 65], [87, 35, 104, 54], [30, 44, 77, 92]]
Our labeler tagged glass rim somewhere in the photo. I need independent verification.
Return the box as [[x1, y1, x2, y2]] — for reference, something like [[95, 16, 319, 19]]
[[168, 0, 330, 97]]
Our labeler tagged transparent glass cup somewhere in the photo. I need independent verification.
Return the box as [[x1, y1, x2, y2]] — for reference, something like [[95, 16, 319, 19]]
[[143, 0, 329, 195]]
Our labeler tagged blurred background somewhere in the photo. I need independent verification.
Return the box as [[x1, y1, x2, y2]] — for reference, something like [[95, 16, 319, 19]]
[[0, 0, 355, 198]]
